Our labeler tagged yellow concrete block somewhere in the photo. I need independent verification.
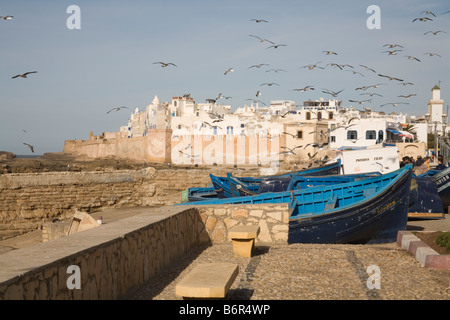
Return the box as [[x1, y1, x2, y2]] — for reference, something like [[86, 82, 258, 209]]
[[228, 225, 260, 240], [175, 263, 239, 299]]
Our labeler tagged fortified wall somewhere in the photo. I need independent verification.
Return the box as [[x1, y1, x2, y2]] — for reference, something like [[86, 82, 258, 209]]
[[0, 166, 264, 240], [64, 129, 287, 164]]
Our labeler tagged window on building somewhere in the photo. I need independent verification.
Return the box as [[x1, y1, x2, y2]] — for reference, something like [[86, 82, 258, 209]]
[[366, 130, 376, 140], [227, 126, 234, 135], [317, 112, 322, 120], [377, 130, 384, 144], [347, 130, 358, 140], [306, 112, 311, 120], [177, 125, 182, 129], [297, 130, 303, 139], [240, 123, 245, 128], [329, 112, 334, 119], [174, 101, 177, 107], [330, 136, 336, 143]]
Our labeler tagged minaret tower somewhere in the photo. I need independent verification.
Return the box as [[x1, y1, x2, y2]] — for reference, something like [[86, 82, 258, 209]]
[[427, 84, 445, 134]]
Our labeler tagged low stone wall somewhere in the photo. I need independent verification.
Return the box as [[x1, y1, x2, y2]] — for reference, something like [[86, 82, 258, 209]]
[[0, 203, 289, 300], [0, 166, 264, 239]]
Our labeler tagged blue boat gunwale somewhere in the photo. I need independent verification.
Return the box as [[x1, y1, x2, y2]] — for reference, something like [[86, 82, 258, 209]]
[[288, 165, 412, 222]]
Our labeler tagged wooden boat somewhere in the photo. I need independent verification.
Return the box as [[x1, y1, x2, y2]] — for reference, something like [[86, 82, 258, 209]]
[[209, 160, 342, 199], [228, 172, 381, 197], [289, 165, 413, 244], [407, 176, 445, 219], [178, 165, 413, 244], [432, 166, 450, 210], [414, 166, 450, 214]]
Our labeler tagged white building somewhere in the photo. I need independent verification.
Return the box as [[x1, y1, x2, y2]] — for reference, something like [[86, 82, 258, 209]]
[[426, 85, 446, 135]]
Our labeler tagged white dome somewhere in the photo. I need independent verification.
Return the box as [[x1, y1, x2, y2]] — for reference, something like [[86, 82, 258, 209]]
[[152, 95, 160, 105]]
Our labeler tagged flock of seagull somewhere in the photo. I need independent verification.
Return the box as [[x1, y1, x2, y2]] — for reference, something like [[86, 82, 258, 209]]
[[3, 8, 449, 155]]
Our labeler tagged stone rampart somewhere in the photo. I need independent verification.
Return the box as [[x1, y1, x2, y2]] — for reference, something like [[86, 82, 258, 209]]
[[0, 203, 289, 300], [0, 167, 265, 239]]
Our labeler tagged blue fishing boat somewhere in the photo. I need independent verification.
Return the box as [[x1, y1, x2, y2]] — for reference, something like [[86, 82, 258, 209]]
[[407, 176, 445, 219], [432, 166, 450, 210], [178, 165, 413, 244], [209, 160, 342, 199], [228, 171, 381, 197]]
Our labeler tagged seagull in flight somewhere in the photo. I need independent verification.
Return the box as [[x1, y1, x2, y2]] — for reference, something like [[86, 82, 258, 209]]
[[424, 30, 447, 36], [378, 74, 403, 81], [250, 19, 268, 23], [246, 98, 266, 106], [292, 86, 315, 92], [349, 99, 372, 105], [346, 70, 365, 77], [360, 92, 383, 97], [359, 65, 377, 73], [322, 89, 344, 97], [424, 52, 441, 57], [398, 94, 417, 100], [249, 35, 274, 44], [12, 71, 37, 79], [224, 67, 234, 75], [380, 102, 409, 107], [106, 107, 129, 114], [153, 62, 177, 67], [382, 50, 402, 55], [323, 50, 338, 55], [383, 44, 403, 49], [404, 55, 421, 62], [302, 62, 324, 70], [421, 11, 436, 17], [266, 68, 286, 73], [0, 15, 13, 20], [267, 43, 287, 49], [260, 82, 279, 86], [23, 143, 34, 153], [249, 63, 269, 69], [412, 17, 433, 22]]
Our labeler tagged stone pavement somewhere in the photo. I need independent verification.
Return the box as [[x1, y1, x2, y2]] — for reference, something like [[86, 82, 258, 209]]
[[123, 215, 450, 300]]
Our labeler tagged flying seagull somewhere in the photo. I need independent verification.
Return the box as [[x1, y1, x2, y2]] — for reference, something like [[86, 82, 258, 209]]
[[153, 62, 177, 67], [266, 68, 286, 73], [412, 17, 433, 22], [267, 44, 287, 49], [323, 50, 338, 55], [424, 52, 441, 57], [398, 94, 417, 100], [382, 50, 402, 55], [224, 67, 234, 75], [380, 102, 409, 107], [301, 62, 324, 70], [246, 98, 266, 106], [12, 71, 37, 79], [249, 35, 274, 44], [322, 89, 344, 97], [260, 82, 279, 86], [421, 11, 436, 17], [107, 107, 129, 114], [359, 65, 377, 73], [424, 30, 447, 36], [23, 143, 34, 153], [404, 55, 421, 62], [383, 44, 403, 49], [292, 86, 315, 92], [249, 63, 269, 69], [0, 16, 13, 20], [250, 19, 268, 23], [378, 74, 403, 81]]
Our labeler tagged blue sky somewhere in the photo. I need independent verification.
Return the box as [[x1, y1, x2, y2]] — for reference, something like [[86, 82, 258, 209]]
[[1, 0, 449, 155]]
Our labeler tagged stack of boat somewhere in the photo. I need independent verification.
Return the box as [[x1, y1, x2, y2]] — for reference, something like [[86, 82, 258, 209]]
[[177, 159, 449, 244]]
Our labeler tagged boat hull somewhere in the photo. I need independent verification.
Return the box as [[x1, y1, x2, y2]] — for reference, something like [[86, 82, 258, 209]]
[[288, 167, 412, 244], [433, 167, 450, 210]]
